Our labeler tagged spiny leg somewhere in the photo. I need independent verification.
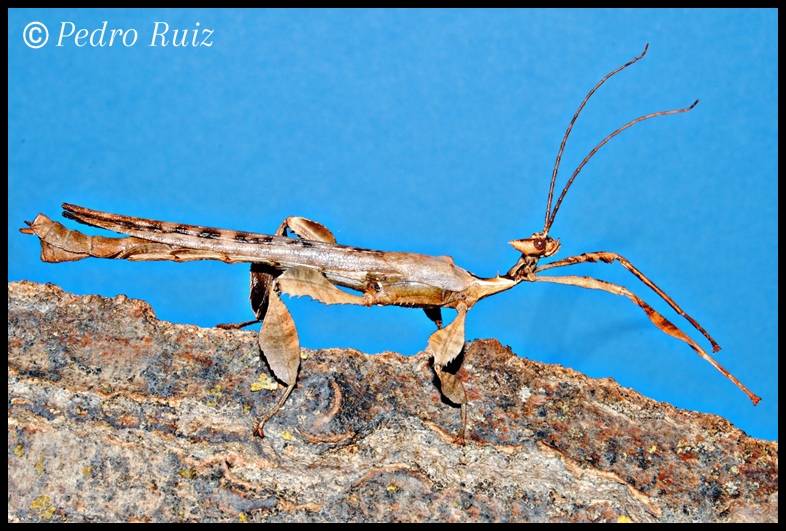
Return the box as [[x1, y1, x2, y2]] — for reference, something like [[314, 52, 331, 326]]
[[536, 251, 720, 351], [426, 303, 469, 444], [532, 274, 761, 405]]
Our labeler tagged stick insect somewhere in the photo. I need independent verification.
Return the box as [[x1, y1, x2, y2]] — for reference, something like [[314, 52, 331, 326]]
[[21, 45, 760, 444]]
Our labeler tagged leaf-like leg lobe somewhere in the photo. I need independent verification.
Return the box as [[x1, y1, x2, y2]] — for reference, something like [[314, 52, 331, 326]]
[[427, 305, 469, 443], [434, 366, 467, 405], [277, 216, 337, 243], [426, 305, 467, 368], [255, 289, 301, 438], [258, 290, 300, 385], [277, 266, 369, 306]]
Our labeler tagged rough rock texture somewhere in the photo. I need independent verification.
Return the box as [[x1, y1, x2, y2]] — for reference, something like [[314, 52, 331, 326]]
[[8, 281, 777, 522]]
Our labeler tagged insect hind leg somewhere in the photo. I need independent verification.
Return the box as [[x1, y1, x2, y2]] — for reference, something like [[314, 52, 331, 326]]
[[276, 216, 337, 243], [217, 215, 337, 328]]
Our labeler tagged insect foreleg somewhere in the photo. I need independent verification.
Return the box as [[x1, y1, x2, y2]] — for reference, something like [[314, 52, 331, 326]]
[[535, 251, 720, 352], [531, 274, 761, 405]]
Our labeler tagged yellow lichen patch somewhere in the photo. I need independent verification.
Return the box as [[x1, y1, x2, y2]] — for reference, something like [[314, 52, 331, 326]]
[[250, 373, 278, 392], [178, 468, 197, 479], [34, 456, 45, 476], [30, 495, 56, 521], [282, 429, 293, 441], [616, 515, 633, 523], [82, 465, 93, 478], [300, 350, 308, 360], [238, 512, 248, 523], [649, 445, 658, 454], [14, 444, 24, 458], [206, 385, 223, 407], [386, 485, 398, 493]]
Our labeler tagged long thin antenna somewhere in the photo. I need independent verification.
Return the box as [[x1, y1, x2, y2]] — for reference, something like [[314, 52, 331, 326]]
[[545, 99, 699, 233], [544, 44, 649, 233]]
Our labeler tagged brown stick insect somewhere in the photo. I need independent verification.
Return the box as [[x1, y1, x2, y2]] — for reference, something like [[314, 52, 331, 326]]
[[21, 45, 760, 444]]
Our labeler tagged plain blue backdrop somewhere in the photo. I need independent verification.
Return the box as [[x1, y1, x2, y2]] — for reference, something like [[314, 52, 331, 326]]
[[8, 9, 777, 441]]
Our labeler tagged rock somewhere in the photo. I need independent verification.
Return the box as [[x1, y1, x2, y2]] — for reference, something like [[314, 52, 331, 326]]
[[8, 281, 777, 522]]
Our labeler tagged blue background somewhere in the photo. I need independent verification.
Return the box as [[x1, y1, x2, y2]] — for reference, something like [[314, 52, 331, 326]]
[[8, 9, 777, 441]]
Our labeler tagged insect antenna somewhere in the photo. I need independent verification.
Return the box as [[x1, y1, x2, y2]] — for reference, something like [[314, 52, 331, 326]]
[[544, 44, 649, 234], [544, 99, 699, 234]]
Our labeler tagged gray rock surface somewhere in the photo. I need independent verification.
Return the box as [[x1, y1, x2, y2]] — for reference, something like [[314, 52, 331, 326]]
[[8, 281, 777, 522]]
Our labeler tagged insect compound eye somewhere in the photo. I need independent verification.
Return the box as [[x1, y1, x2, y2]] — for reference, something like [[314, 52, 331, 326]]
[[533, 238, 545, 251]]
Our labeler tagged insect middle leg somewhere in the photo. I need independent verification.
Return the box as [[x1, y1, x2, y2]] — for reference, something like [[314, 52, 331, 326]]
[[426, 302, 469, 444]]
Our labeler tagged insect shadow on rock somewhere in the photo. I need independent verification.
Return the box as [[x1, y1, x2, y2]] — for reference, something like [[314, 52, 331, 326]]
[[21, 44, 760, 445]]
